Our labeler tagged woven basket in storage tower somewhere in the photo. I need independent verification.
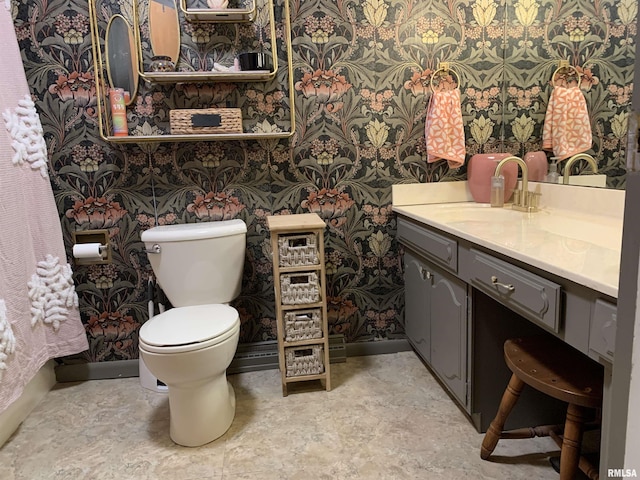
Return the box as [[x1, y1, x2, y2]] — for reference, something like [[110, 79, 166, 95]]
[[169, 108, 243, 134], [285, 345, 324, 377], [280, 272, 320, 305], [278, 233, 319, 267], [284, 309, 322, 342]]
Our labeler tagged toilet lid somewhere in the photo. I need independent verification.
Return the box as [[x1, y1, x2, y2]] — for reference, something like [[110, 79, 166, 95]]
[[140, 304, 239, 348]]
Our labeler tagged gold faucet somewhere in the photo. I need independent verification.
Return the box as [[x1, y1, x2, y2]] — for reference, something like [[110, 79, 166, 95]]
[[493, 155, 540, 212], [562, 153, 598, 184]]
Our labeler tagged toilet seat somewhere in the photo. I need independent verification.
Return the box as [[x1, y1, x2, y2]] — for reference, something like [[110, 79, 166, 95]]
[[139, 304, 239, 354]]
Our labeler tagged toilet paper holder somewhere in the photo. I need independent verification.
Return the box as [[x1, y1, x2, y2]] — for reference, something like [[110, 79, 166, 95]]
[[72, 229, 111, 265]]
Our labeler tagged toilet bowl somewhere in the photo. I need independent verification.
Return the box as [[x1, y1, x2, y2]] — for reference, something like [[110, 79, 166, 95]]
[[139, 220, 247, 447], [139, 304, 240, 446]]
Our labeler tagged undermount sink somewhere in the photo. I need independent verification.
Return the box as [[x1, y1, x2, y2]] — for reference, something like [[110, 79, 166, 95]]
[[430, 202, 523, 221], [422, 197, 619, 252], [415, 202, 621, 251]]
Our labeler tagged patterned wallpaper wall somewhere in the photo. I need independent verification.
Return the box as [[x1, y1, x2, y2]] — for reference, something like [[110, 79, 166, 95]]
[[11, 0, 635, 363]]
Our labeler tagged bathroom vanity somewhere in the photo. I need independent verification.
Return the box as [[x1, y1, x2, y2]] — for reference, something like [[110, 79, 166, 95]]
[[393, 181, 624, 478]]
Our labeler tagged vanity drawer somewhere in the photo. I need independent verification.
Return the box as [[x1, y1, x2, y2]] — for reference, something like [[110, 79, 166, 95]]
[[467, 249, 561, 333], [397, 218, 457, 273], [589, 299, 616, 363]]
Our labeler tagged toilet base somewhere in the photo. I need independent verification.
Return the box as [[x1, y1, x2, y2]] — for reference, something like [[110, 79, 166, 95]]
[[168, 376, 236, 447], [139, 357, 168, 393]]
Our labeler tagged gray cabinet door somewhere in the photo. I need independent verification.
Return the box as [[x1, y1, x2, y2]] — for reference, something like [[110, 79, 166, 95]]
[[404, 250, 468, 406], [430, 266, 468, 406], [404, 251, 431, 363]]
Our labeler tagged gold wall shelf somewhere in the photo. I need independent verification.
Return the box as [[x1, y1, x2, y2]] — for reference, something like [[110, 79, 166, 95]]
[[140, 69, 276, 83], [179, 0, 256, 22], [88, 0, 295, 144], [102, 131, 294, 143], [134, 0, 278, 84]]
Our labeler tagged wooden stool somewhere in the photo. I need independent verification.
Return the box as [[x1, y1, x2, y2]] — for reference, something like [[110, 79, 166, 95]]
[[480, 336, 603, 480]]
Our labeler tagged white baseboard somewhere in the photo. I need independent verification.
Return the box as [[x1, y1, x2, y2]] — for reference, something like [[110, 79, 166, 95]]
[[0, 360, 56, 448]]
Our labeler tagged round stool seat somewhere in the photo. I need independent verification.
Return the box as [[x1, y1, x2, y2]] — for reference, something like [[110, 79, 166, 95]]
[[140, 304, 239, 354], [504, 337, 603, 408], [482, 336, 605, 480]]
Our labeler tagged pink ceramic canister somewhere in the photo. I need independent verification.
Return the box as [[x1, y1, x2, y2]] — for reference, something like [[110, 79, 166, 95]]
[[524, 151, 548, 182], [467, 153, 518, 203]]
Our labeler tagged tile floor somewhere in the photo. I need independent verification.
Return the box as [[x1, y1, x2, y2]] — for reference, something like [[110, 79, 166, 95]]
[[1, 352, 569, 479]]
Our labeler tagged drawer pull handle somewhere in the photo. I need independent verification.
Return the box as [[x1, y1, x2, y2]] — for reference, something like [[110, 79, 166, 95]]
[[491, 275, 515, 292], [419, 266, 432, 281]]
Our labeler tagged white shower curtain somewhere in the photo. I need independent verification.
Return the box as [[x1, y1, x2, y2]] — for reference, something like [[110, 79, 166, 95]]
[[0, 2, 88, 413]]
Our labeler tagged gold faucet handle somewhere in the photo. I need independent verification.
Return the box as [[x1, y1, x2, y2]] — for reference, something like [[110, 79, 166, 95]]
[[511, 190, 540, 213], [526, 191, 541, 211], [512, 189, 522, 206]]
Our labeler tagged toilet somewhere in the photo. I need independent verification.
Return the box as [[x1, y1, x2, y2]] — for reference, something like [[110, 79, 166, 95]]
[[139, 219, 247, 447]]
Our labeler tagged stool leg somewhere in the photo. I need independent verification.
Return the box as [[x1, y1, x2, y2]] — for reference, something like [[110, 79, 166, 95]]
[[480, 373, 525, 460], [559, 403, 587, 480]]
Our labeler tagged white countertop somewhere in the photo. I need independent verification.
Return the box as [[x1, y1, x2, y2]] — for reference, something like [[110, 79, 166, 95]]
[[392, 182, 624, 299]]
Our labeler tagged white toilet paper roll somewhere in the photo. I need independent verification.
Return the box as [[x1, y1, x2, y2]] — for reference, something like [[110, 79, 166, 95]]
[[73, 243, 104, 259]]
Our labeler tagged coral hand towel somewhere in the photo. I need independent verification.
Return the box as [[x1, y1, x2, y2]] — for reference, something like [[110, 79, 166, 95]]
[[425, 88, 466, 168], [542, 86, 592, 160]]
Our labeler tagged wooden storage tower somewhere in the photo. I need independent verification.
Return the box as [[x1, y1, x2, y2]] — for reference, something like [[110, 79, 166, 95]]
[[267, 213, 331, 396]]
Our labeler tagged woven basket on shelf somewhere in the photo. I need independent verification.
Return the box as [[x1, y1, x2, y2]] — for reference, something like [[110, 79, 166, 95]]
[[284, 309, 322, 342], [285, 344, 324, 377], [169, 108, 242, 134], [280, 272, 320, 305], [278, 233, 319, 267]]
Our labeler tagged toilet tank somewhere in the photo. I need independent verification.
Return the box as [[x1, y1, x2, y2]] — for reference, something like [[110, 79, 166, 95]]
[[141, 220, 247, 307]]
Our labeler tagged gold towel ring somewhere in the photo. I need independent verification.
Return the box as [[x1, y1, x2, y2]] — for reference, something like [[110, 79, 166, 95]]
[[430, 62, 460, 91], [552, 60, 581, 88]]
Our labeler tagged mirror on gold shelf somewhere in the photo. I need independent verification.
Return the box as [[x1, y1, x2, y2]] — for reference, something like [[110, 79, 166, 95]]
[[148, 0, 181, 68], [105, 14, 139, 105]]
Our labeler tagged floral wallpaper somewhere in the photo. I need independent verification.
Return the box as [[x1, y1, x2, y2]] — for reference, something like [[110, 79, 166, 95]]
[[11, 0, 635, 363]]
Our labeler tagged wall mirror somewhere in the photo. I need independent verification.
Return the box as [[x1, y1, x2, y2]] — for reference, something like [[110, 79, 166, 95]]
[[148, 0, 181, 64], [105, 14, 139, 106], [498, 1, 636, 190]]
